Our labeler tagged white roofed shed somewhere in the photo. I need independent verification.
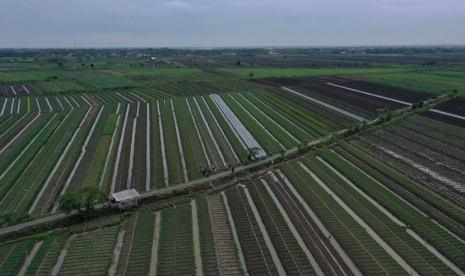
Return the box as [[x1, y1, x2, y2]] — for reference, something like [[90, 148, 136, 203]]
[[110, 189, 140, 209]]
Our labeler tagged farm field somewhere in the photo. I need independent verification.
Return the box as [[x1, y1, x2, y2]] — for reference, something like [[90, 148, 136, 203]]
[[1, 54, 465, 275], [3, 135, 465, 275]]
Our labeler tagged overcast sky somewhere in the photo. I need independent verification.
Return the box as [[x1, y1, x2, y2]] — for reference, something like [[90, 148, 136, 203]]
[[1, 0, 464, 48]]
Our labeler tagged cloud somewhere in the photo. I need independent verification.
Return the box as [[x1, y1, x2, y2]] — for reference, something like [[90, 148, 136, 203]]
[[163, 1, 209, 10], [0, 0, 464, 47]]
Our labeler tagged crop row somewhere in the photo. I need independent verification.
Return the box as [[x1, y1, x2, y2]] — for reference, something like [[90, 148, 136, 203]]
[[0, 106, 57, 175], [309, 152, 455, 275], [221, 93, 283, 154], [171, 97, 199, 181], [232, 92, 297, 148], [207, 193, 242, 274], [59, 235, 97, 275], [116, 213, 138, 276], [187, 96, 224, 167], [153, 79, 260, 96], [0, 102, 81, 213], [251, 90, 327, 137], [124, 211, 156, 275], [131, 90, 163, 189], [225, 186, 279, 275], [178, 96, 209, 170], [24, 234, 60, 276], [196, 95, 238, 164], [161, 98, 184, 183], [32, 101, 90, 215], [196, 194, 220, 275], [203, 95, 245, 160], [320, 145, 465, 270], [399, 118, 465, 153], [241, 91, 314, 141], [157, 203, 195, 275], [360, 130, 464, 197], [336, 142, 465, 236], [247, 179, 316, 275], [0, 239, 32, 275], [264, 173, 352, 275], [280, 162, 407, 275], [273, 88, 354, 131], [291, 85, 374, 119]]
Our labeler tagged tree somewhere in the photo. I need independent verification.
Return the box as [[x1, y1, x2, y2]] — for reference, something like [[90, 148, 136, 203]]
[[33, 56, 39, 63], [90, 64, 94, 69], [140, 63, 144, 67], [58, 186, 106, 215], [279, 149, 286, 161], [81, 63, 85, 67], [57, 61, 64, 68], [22, 56, 27, 61], [249, 72, 254, 79], [86, 54, 90, 62], [236, 60, 241, 66], [298, 138, 309, 152], [80, 186, 106, 211], [58, 192, 82, 215], [78, 56, 83, 63], [242, 147, 261, 162]]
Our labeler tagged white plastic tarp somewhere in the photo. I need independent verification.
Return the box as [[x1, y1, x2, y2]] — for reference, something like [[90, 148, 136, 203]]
[[112, 189, 140, 202]]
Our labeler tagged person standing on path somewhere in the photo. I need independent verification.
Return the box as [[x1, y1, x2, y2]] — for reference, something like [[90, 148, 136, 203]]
[[231, 166, 234, 173]]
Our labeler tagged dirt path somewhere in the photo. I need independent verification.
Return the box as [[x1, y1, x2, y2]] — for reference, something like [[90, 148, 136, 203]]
[[0, 136, 329, 235]]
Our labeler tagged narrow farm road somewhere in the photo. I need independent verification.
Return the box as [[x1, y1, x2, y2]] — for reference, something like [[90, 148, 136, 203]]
[[0, 136, 329, 235]]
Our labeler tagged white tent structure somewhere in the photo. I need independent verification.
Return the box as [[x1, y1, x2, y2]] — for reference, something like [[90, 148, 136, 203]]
[[110, 189, 140, 209]]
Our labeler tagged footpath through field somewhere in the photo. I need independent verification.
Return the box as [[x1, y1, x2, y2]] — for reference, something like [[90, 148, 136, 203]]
[[0, 137, 327, 235]]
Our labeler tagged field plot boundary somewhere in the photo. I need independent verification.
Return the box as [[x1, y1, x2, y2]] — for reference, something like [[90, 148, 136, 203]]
[[282, 87, 367, 122]]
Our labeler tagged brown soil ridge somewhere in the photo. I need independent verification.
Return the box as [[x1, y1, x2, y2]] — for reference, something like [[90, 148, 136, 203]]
[[81, 93, 98, 125], [100, 70, 130, 76]]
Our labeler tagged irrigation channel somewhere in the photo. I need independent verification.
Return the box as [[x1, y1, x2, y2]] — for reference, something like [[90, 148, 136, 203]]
[[108, 228, 126, 276], [17, 241, 43, 276], [148, 212, 161, 276], [146, 103, 151, 191], [191, 199, 203, 276], [111, 105, 131, 194], [157, 100, 169, 186], [51, 234, 76, 276]]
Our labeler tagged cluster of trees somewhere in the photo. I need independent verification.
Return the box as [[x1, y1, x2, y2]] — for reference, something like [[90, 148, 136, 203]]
[[2, 46, 465, 61]]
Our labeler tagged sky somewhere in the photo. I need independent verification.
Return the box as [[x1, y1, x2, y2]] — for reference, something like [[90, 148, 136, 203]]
[[1, 0, 464, 48]]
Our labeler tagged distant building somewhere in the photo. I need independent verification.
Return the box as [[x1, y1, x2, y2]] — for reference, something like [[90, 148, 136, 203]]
[[269, 46, 278, 55], [149, 57, 157, 62]]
